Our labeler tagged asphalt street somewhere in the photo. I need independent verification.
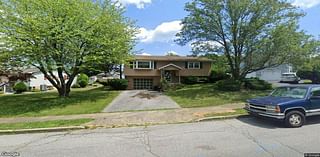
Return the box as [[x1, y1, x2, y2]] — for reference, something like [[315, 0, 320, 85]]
[[1, 116, 320, 157]]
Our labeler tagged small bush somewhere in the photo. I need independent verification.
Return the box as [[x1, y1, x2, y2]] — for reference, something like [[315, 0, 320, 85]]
[[244, 78, 272, 90], [297, 70, 320, 84], [168, 84, 185, 91], [77, 73, 89, 88], [182, 76, 198, 84], [107, 79, 128, 90], [97, 80, 109, 87], [208, 70, 230, 83], [160, 79, 170, 91], [214, 79, 241, 91], [13, 82, 28, 94]]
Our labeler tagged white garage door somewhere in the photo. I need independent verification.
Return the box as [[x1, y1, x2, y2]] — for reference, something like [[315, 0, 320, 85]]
[[260, 70, 282, 81]]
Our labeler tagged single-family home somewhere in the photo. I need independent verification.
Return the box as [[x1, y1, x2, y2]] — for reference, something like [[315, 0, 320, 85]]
[[124, 55, 213, 90], [0, 70, 33, 93], [246, 64, 293, 82], [0, 68, 77, 93], [22, 68, 77, 90]]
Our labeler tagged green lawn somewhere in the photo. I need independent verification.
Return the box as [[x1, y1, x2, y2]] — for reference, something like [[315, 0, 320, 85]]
[[166, 84, 270, 108], [0, 87, 119, 117], [0, 119, 93, 130]]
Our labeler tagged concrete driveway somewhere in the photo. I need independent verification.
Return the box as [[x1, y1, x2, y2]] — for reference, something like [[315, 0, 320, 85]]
[[103, 90, 180, 112]]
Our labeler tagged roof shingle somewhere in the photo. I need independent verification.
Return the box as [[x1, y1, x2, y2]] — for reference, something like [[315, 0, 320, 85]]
[[134, 55, 213, 62]]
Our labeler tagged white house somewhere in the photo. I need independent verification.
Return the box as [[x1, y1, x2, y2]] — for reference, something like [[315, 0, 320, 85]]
[[23, 68, 77, 90], [246, 64, 293, 82]]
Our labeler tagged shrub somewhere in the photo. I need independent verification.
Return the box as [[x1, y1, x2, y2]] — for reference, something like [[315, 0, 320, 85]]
[[97, 80, 109, 87], [297, 70, 320, 84], [182, 76, 198, 84], [208, 70, 230, 83], [107, 79, 128, 90], [160, 79, 185, 91], [214, 79, 241, 91], [77, 73, 89, 88], [168, 84, 185, 91], [244, 78, 272, 90], [13, 82, 28, 94], [160, 79, 170, 91]]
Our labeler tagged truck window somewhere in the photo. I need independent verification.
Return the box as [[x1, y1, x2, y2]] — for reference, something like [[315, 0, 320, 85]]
[[311, 87, 320, 96]]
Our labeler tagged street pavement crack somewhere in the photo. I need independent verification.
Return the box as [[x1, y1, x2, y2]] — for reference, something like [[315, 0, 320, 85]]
[[275, 139, 303, 155], [13, 132, 71, 151], [223, 120, 275, 157], [140, 128, 161, 157], [243, 130, 275, 157]]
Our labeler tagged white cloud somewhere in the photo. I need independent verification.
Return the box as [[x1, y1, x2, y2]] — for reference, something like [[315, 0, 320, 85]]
[[165, 51, 179, 56], [291, 0, 320, 8], [115, 0, 152, 9], [137, 52, 151, 56], [137, 20, 182, 43]]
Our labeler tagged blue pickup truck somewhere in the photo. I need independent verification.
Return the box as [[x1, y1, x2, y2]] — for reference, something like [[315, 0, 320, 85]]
[[245, 85, 320, 127]]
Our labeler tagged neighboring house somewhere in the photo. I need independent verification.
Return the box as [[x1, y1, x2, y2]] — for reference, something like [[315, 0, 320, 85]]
[[0, 75, 9, 83], [96, 72, 121, 81], [246, 64, 293, 82], [1, 68, 78, 93], [23, 68, 77, 90], [124, 55, 212, 90], [0, 70, 32, 93]]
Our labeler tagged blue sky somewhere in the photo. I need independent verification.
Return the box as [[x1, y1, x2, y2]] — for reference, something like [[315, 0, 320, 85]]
[[117, 0, 320, 56]]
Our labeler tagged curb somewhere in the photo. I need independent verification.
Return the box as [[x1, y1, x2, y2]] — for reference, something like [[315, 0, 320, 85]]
[[0, 126, 86, 135], [196, 114, 250, 122]]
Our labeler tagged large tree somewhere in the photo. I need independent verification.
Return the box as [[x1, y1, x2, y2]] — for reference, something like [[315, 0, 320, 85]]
[[0, 0, 136, 96], [176, 0, 316, 80]]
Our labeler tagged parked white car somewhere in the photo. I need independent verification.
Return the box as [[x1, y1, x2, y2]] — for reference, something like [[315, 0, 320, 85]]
[[280, 73, 300, 84]]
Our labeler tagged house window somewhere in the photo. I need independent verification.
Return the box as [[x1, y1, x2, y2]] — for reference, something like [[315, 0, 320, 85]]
[[188, 62, 200, 69], [135, 61, 154, 69], [129, 62, 134, 69]]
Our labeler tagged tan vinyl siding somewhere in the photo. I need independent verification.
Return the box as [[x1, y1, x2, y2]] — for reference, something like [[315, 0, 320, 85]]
[[124, 61, 211, 77], [124, 56, 212, 89]]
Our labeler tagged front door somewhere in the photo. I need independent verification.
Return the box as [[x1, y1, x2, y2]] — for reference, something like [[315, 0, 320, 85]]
[[164, 71, 172, 82]]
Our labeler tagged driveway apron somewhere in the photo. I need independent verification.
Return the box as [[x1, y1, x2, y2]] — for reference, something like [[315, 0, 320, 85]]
[[103, 90, 181, 112]]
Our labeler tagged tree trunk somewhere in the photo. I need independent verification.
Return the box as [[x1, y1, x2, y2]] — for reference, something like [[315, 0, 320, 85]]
[[58, 86, 70, 97], [37, 66, 77, 97], [119, 64, 123, 79], [57, 81, 73, 97]]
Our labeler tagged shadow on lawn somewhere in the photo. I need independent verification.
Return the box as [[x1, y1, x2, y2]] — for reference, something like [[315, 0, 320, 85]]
[[166, 84, 270, 104], [0, 87, 114, 117]]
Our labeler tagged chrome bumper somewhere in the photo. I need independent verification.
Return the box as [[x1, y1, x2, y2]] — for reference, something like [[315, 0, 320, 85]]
[[244, 106, 285, 119]]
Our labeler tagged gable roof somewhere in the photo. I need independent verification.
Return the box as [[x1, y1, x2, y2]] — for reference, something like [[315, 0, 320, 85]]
[[22, 68, 40, 74], [158, 63, 183, 70], [134, 55, 213, 62]]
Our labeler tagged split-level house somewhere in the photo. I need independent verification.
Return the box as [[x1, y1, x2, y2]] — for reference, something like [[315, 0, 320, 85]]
[[124, 55, 213, 90]]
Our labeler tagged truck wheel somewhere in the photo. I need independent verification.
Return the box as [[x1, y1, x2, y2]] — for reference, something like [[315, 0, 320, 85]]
[[285, 111, 305, 128]]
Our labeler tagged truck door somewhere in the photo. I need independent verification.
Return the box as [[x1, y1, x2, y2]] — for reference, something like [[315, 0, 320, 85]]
[[309, 87, 320, 111]]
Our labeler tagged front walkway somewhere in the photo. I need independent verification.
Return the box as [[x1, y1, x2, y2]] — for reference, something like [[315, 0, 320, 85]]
[[103, 90, 180, 113], [0, 103, 244, 128]]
